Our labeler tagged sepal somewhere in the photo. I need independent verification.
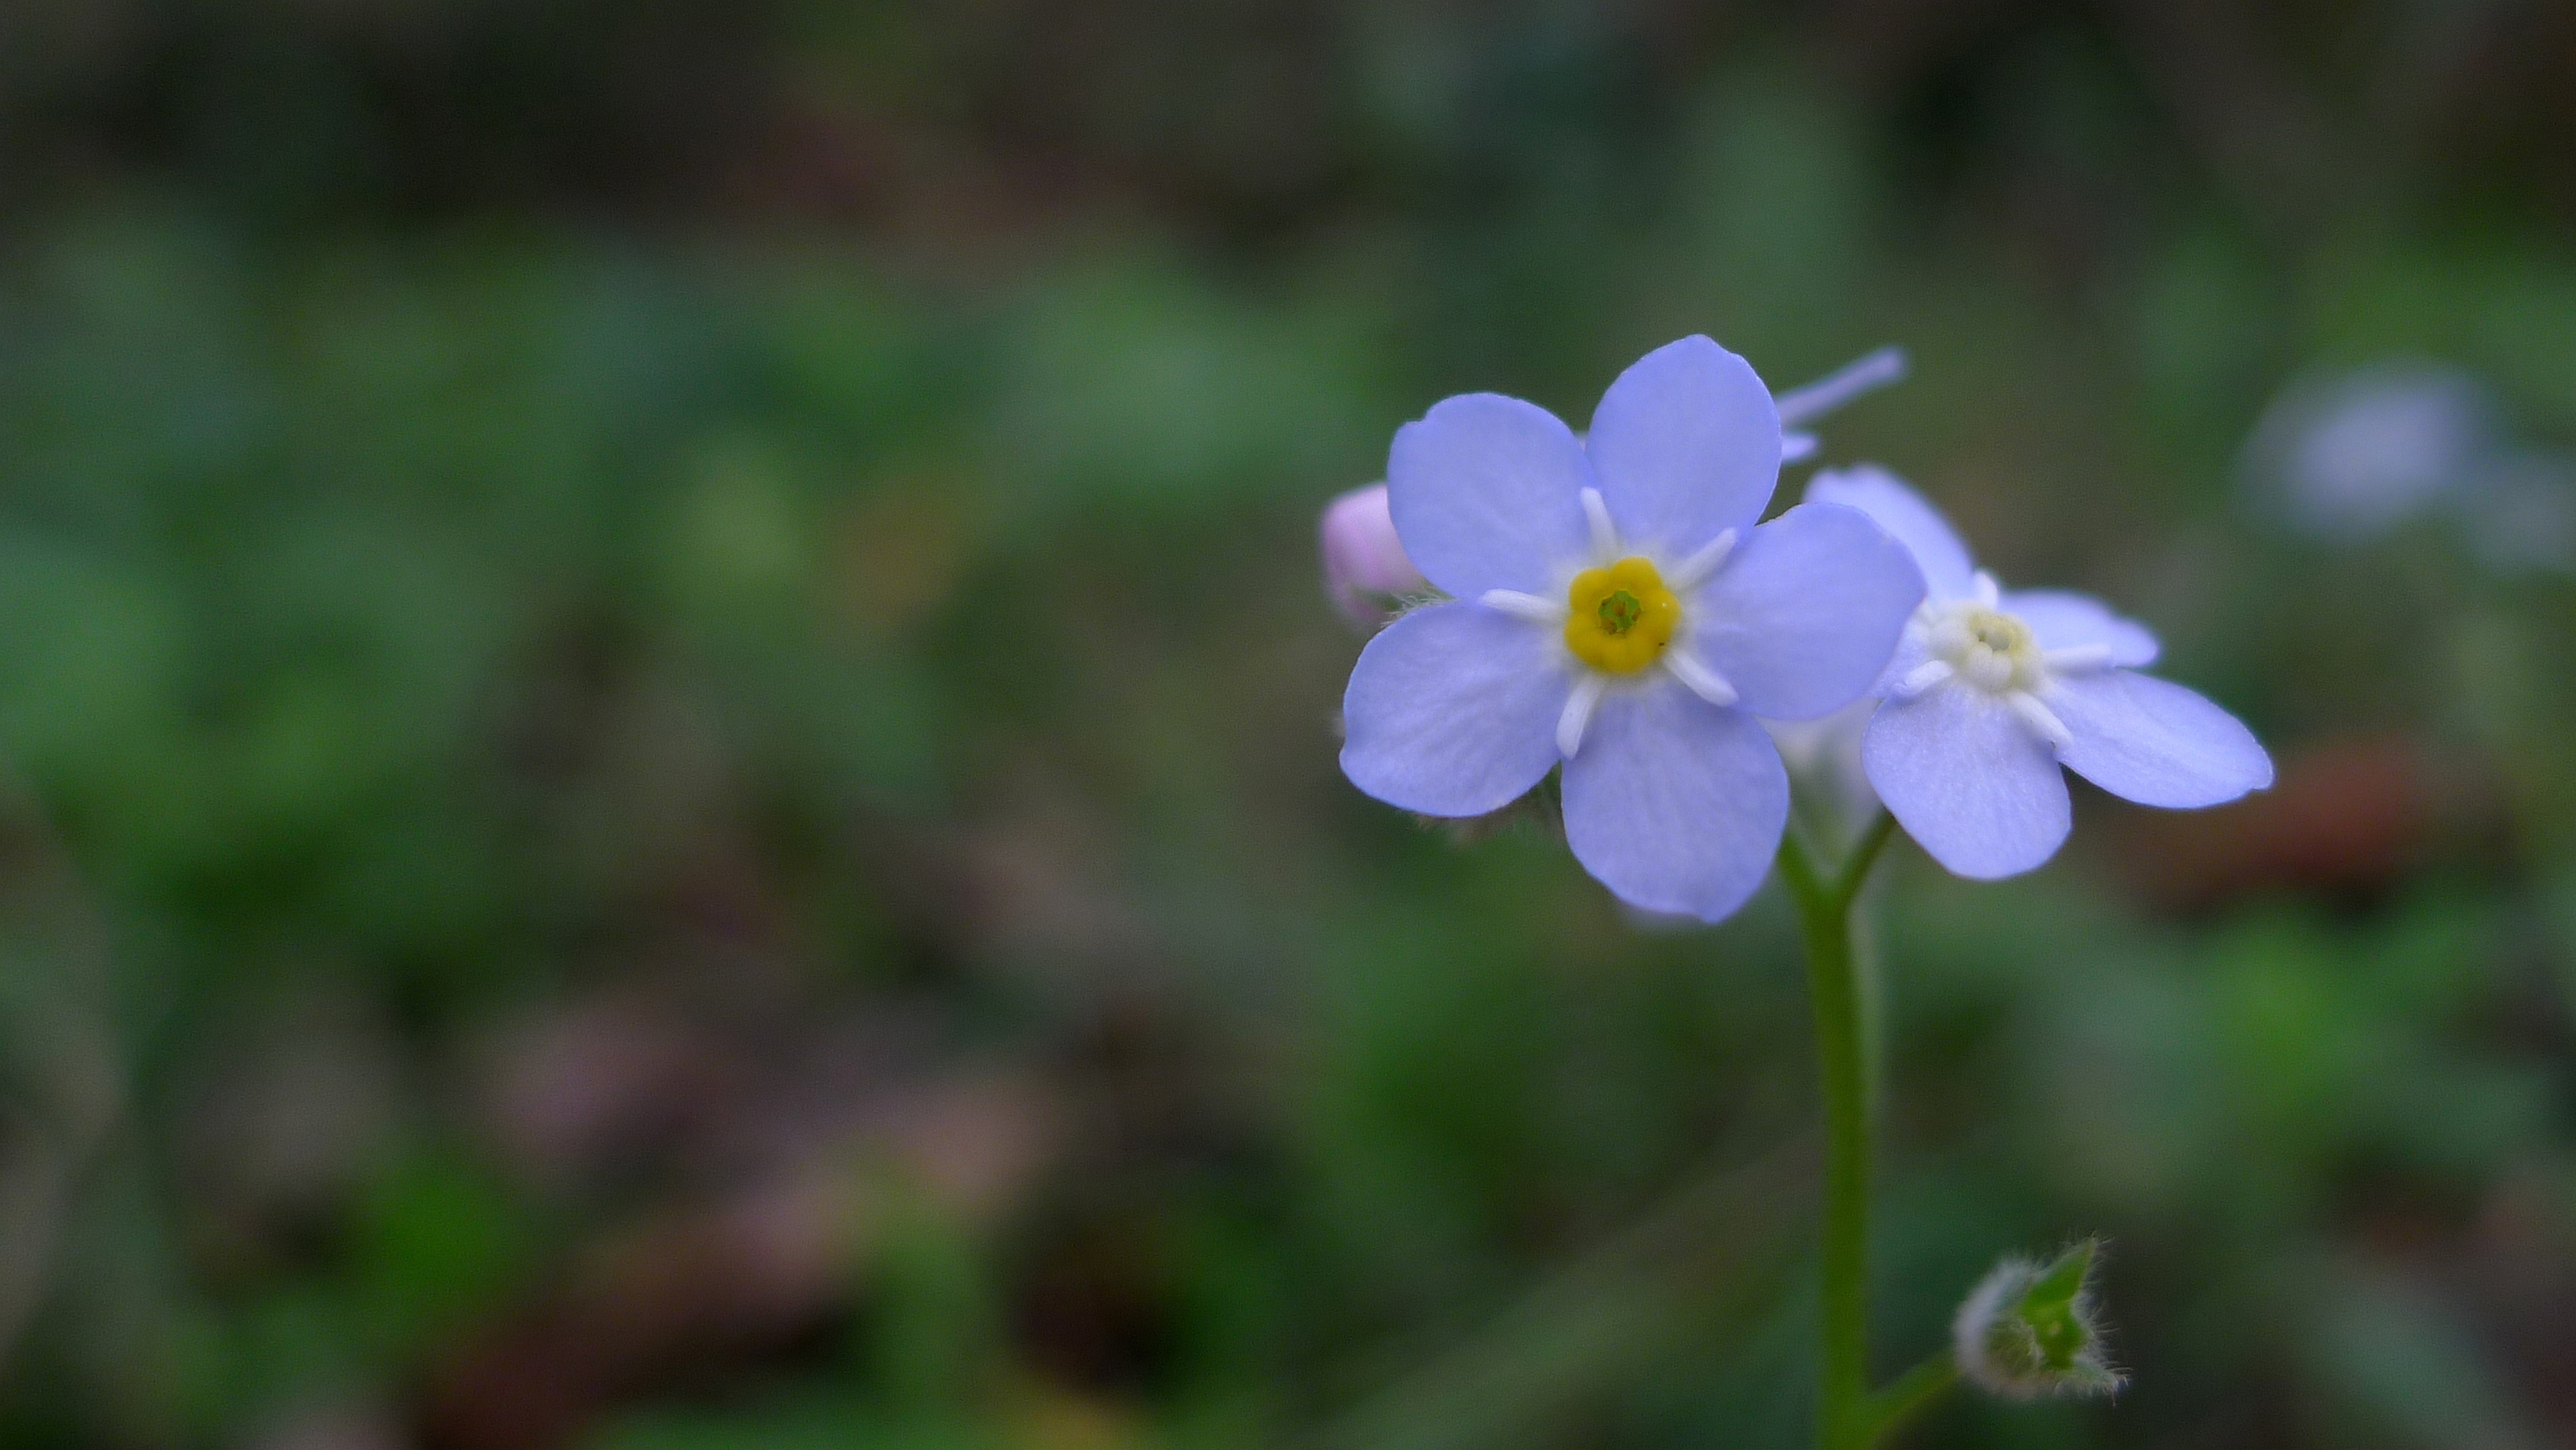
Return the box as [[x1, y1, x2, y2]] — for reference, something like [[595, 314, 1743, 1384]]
[[1952, 1239, 2125, 1400]]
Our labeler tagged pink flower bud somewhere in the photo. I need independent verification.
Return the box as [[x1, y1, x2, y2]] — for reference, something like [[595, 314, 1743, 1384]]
[[1320, 483, 1428, 630]]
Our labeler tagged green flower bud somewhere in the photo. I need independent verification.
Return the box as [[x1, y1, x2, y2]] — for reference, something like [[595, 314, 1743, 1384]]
[[1953, 1238, 2126, 1400]]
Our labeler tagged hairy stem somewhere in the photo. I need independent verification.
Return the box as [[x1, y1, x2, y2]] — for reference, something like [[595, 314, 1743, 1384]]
[[1777, 812, 1898, 1450]]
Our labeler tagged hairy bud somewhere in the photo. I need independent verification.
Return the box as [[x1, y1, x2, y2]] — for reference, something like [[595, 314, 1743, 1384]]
[[1953, 1239, 2125, 1400]]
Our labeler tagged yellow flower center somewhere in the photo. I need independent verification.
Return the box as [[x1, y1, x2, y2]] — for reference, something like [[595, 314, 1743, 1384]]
[[1565, 557, 1680, 673]]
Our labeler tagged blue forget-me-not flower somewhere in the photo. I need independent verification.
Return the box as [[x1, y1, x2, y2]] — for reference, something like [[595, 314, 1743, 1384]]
[[1339, 337, 1925, 922], [1809, 466, 2273, 879]]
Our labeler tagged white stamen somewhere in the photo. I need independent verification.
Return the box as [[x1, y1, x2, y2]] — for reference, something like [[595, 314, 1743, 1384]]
[[1781, 432, 1819, 464], [1664, 651, 1739, 707], [1580, 487, 1618, 562], [1479, 589, 1568, 623], [1774, 346, 1908, 428], [1970, 570, 2002, 609], [1557, 674, 1608, 758], [1664, 528, 1739, 590], [2044, 644, 2115, 674], [1892, 659, 1954, 699], [2007, 691, 2072, 751]]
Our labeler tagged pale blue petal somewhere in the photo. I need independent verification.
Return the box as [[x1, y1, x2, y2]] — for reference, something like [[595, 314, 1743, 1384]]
[[1863, 685, 2070, 879], [1341, 601, 1569, 816], [1690, 502, 1925, 721], [1561, 684, 1788, 923], [2049, 671, 2273, 808], [1863, 618, 1937, 699], [1583, 337, 1780, 556], [2004, 589, 2160, 667], [1387, 394, 1597, 597], [1805, 465, 1978, 601]]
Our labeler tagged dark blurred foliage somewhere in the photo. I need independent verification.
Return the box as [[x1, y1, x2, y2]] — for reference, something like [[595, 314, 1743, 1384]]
[[2, 2, 2576, 1448]]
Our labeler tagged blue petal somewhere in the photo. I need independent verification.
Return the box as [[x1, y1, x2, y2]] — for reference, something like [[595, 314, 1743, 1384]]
[[2049, 671, 2272, 808], [1342, 601, 1570, 816], [1867, 629, 1936, 698], [1863, 684, 2070, 879], [1561, 683, 1788, 922], [1805, 465, 1978, 601], [1584, 337, 1780, 557], [2005, 590, 2159, 667], [1689, 502, 1925, 721], [1388, 394, 1596, 597]]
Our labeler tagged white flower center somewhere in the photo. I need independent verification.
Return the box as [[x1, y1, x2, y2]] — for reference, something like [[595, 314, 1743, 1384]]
[[1928, 603, 2042, 694], [1889, 572, 2115, 754]]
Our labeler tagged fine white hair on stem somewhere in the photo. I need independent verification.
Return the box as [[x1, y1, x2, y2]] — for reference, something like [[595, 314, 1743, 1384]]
[[1892, 659, 1954, 699], [1479, 589, 1568, 624], [1664, 651, 1739, 707], [2008, 692, 2072, 750], [2044, 644, 2115, 674], [1579, 487, 1619, 562], [1665, 528, 1739, 590], [1557, 674, 1608, 758], [1776, 346, 1908, 428]]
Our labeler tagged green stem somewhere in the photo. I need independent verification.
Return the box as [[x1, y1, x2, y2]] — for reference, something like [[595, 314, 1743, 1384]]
[[1778, 812, 1897, 1450], [1857, 1351, 1958, 1447]]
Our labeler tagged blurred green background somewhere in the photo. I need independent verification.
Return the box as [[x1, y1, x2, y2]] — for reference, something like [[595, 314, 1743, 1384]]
[[3, 2, 2576, 1447]]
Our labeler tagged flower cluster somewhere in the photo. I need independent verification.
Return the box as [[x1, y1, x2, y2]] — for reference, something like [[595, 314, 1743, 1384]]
[[1329, 337, 2272, 917]]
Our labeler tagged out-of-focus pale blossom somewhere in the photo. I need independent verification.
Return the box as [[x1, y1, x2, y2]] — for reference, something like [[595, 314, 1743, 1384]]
[[2246, 358, 2576, 574], [2243, 361, 2499, 540], [1320, 482, 1429, 630]]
